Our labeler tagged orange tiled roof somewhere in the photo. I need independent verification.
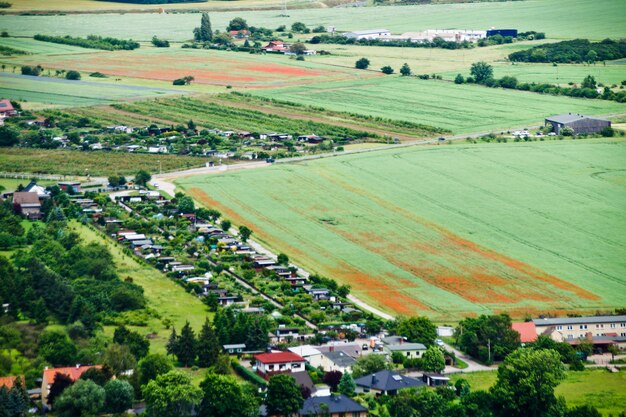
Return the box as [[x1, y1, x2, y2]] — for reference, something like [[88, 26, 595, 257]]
[[43, 365, 100, 384], [0, 376, 18, 389]]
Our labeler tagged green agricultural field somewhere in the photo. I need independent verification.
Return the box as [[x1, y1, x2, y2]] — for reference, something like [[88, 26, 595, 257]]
[[74, 222, 211, 353], [0, 148, 209, 176], [450, 369, 626, 416], [0, 37, 98, 55], [0, 72, 184, 108], [176, 139, 626, 321], [253, 77, 625, 134], [0, 0, 624, 41], [441, 62, 626, 87]]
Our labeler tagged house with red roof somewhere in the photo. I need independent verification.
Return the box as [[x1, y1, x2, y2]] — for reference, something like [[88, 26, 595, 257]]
[[512, 321, 538, 344], [42, 365, 100, 408], [262, 40, 290, 53], [0, 99, 16, 117], [229, 29, 250, 39], [0, 375, 21, 389], [254, 351, 305, 379]]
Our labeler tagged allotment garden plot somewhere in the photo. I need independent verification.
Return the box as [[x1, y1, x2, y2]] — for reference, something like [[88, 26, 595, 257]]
[[176, 139, 626, 321]]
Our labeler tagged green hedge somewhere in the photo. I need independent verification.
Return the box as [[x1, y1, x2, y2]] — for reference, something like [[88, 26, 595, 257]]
[[232, 360, 267, 387]]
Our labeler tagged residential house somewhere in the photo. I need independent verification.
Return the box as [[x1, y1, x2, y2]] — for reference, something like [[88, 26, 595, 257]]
[[530, 315, 626, 350], [512, 321, 538, 344], [254, 351, 306, 379], [262, 40, 290, 53], [344, 29, 391, 40], [316, 351, 356, 373], [218, 295, 239, 306], [42, 365, 99, 408], [12, 192, 42, 219], [292, 371, 316, 397], [23, 181, 50, 199], [354, 370, 424, 395], [288, 345, 323, 363], [0, 99, 17, 117], [229, 29, 251, 38], [299, 395, 368, 417], [0, 376, 20, 389], [382, 336, 426, 359], [423, 373, 450, 387], [545, 114, 611, 135]]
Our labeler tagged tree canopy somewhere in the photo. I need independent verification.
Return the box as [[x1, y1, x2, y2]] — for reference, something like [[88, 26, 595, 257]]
[[490, 348, 565, 417], [143, 371, 203, 417]]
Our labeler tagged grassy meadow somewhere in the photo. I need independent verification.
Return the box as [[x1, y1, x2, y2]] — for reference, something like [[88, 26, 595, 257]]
[[176, 139, 626, 321], [253, 77, 626, 134], [450, 369, 626, 416], [1, 0, 624, 41], [74, 221, 211, 353]]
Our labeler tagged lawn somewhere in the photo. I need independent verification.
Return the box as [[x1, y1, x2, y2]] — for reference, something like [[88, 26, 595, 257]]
[[253, 76, 625, 134], [0, 148, 210, 176], [1, 0, 624, 40], [73, 221, 211, 353], [176, 139, 626, 321], [0, 72, 184, 108], [450, 369, 626, 416]]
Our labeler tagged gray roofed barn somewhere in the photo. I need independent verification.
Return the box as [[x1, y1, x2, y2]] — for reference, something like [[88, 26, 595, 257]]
[[545, 113, 610, 135]]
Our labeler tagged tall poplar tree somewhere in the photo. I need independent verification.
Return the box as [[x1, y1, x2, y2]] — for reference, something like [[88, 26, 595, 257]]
[[194, 12, 213, 42]]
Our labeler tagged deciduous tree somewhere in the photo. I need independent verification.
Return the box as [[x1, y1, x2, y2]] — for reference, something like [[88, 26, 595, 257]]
[[143, 371, 203, 417], [490, 348, 565, 417], [266, 374, 304, 417], [422, 346, 445, 373], [199, 373, 259, 417]]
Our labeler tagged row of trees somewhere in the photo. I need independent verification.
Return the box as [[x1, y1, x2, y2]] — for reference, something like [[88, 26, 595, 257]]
[[354, 58, 412, 76], [34, 34, 140, 51], [456, 62, 626, 103], [166, 319, 223, 368]]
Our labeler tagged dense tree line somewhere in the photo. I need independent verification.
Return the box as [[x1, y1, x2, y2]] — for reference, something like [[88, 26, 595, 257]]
[[310, 34, 473, 50], [455, 313, 520, 364], [457, 61, 626, 103], [34, 34, 140, 51], [509, 38, 626, 63]]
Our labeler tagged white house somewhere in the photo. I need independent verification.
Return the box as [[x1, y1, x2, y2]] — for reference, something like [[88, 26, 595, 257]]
[[254, 352, 306, 379]]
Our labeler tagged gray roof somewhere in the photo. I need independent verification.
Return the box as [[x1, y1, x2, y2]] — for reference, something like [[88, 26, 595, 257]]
[[322, 351, 356, 368], [533, 315, 626, 326], [545, 113, 608, 124], [354, 370, 425, 392], [223, 344, 246, 349], [346, 29, 390, 36], [386, 343, 427, 351], [300, 395, 366, 415]]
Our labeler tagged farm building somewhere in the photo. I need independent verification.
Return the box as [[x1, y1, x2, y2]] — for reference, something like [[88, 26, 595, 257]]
[[486, 29, 518, 37], [545, 113, 611, 135], [344, 29, 391, 40]]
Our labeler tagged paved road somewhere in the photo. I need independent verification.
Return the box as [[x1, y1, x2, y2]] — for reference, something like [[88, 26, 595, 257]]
[[442, 342, 494, 373]]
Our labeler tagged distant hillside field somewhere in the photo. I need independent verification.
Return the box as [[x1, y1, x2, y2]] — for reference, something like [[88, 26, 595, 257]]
[[252, 77, 625, 134], [0, 0, 624, 40], [176, 139, 626, 321]]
